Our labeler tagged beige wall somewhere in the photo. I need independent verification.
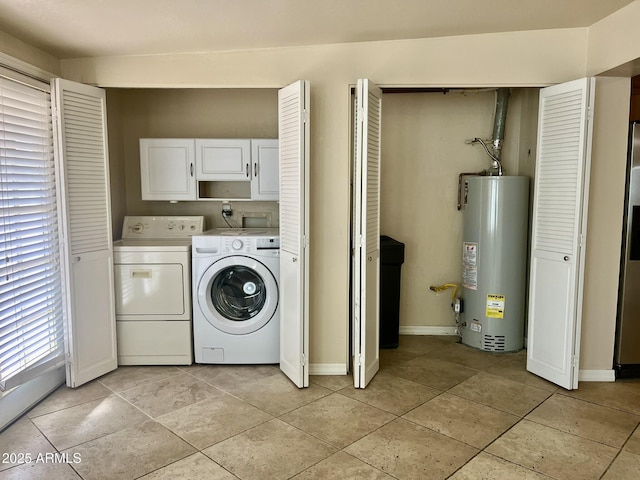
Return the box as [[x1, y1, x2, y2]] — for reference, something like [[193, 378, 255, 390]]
[[588, 0, 640, 76], [105, 88, 280, 237], [0, 30, 60, 75], [106, 91, 126, 240], [60, 29, 588, 88], [580, 77, 630, 370]]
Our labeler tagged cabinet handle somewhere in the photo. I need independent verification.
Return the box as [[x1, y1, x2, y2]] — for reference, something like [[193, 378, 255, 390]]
[[253, 162, 258, 177], [190, 163, 194, 177], [246, 163, 249, 178]]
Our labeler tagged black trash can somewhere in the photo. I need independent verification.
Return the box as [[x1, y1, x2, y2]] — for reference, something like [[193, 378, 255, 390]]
[[379, 235, 405, 348]]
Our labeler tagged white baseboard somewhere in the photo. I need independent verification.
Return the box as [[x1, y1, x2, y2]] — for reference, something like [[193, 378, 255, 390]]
[[399, 326, 458, 336], [579, 369, 616, 382], [309, 363, 348, 376]]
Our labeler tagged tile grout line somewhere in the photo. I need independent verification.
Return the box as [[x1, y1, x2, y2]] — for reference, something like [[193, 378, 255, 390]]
[[597, 422, 640, 480]]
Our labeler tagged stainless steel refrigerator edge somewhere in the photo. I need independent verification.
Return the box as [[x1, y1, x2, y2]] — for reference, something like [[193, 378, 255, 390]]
[[616, 121, 640, 377]]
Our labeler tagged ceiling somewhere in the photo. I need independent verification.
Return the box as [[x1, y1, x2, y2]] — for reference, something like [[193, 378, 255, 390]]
[[0, 0, 634, 60]]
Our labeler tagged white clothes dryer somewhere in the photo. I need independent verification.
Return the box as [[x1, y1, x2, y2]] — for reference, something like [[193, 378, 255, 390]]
[[113, 216, 204, 365], [192, 228, 280, 364]]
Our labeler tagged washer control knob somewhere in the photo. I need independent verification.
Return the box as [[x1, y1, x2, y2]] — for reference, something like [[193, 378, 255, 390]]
[[232, 239, 243, 250], [132, 223, 144, 234]]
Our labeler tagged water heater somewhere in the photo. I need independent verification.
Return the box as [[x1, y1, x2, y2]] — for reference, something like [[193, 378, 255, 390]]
[[460, 176, 529, 352]]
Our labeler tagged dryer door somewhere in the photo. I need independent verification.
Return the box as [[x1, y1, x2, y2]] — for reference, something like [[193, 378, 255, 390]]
[[197, 256, 278, 334]]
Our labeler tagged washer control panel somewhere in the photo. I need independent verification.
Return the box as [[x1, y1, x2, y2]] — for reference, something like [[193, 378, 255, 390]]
[[122, 216, 205, 239], [219, 236, 280, 254]]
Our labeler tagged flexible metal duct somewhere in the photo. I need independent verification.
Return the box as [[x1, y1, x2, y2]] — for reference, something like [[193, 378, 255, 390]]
[[457, 87, 511, 208], [489, 88, 510, 174]]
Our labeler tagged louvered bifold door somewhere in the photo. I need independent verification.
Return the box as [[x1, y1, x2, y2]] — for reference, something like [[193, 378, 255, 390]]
[[352, 79, 382, 389], [527, 78, 595, 390], [278, 80, 310, 388], [52, 79, 117, 388]]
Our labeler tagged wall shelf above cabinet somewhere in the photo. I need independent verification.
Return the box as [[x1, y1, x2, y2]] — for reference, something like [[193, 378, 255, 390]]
[[140, 138, 279, 202], [198, 180, 252, 200]]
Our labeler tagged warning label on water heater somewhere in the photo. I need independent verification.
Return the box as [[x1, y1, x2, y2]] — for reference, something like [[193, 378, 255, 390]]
[[486, 294, 505, 319], [462, 242, 478, 290]]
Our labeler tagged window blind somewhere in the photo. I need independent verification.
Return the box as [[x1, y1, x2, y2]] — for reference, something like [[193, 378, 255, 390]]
[[0, 73, 64, 392]]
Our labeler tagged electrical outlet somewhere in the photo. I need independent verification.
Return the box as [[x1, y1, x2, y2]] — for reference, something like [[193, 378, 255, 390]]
[[222, 203, 232, 217]]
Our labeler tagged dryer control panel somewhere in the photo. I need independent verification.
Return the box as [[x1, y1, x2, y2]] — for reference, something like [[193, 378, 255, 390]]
[[122, 216, 205, 239]]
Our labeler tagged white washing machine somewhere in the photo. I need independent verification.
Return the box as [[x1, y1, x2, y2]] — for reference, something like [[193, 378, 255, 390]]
[[192, 228, 280, 364], [113, 216, 204, 365]]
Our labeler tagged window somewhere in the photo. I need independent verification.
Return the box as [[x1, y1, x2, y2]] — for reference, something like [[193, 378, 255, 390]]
[[0, 69, 64, 392]]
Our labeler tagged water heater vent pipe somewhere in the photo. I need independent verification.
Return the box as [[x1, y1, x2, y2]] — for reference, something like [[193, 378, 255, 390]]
[[491, 87, 511, 172], [464, 88, 510, 177]]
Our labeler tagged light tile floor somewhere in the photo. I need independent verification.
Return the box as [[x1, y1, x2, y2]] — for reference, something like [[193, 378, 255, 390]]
[[2, 335, 640, 479]]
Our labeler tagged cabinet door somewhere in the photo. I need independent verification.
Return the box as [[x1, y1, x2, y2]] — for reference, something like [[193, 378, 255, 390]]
[[140, 139, 196, 201], [251, 139, 279, 200], [195, 139, 251, 181]]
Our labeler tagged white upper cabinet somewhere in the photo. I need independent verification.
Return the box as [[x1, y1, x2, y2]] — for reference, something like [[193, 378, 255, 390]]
[[196, 139, 251, 181], [140, 138, 196, 201], [251, 139, 280, 200], [140, 138, 279, 201]]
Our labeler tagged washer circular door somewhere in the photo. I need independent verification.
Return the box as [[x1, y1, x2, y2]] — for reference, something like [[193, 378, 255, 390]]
[[197, 255, 278, 334]]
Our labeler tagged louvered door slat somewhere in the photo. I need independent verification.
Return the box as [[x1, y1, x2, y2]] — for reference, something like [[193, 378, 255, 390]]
[[365, 90, 381, 253], [532, 87, 588, 254], [58, 89, 110, 256], [279, 87, 303, 256]]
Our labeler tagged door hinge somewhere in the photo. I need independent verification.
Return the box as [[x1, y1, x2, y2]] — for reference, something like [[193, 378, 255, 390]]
[[356, 354, 363, 367], [300, 354, 307, 367], [302, 235, 309, 248], [303, 109, 310, 124], [587, 106, 593, 121]]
